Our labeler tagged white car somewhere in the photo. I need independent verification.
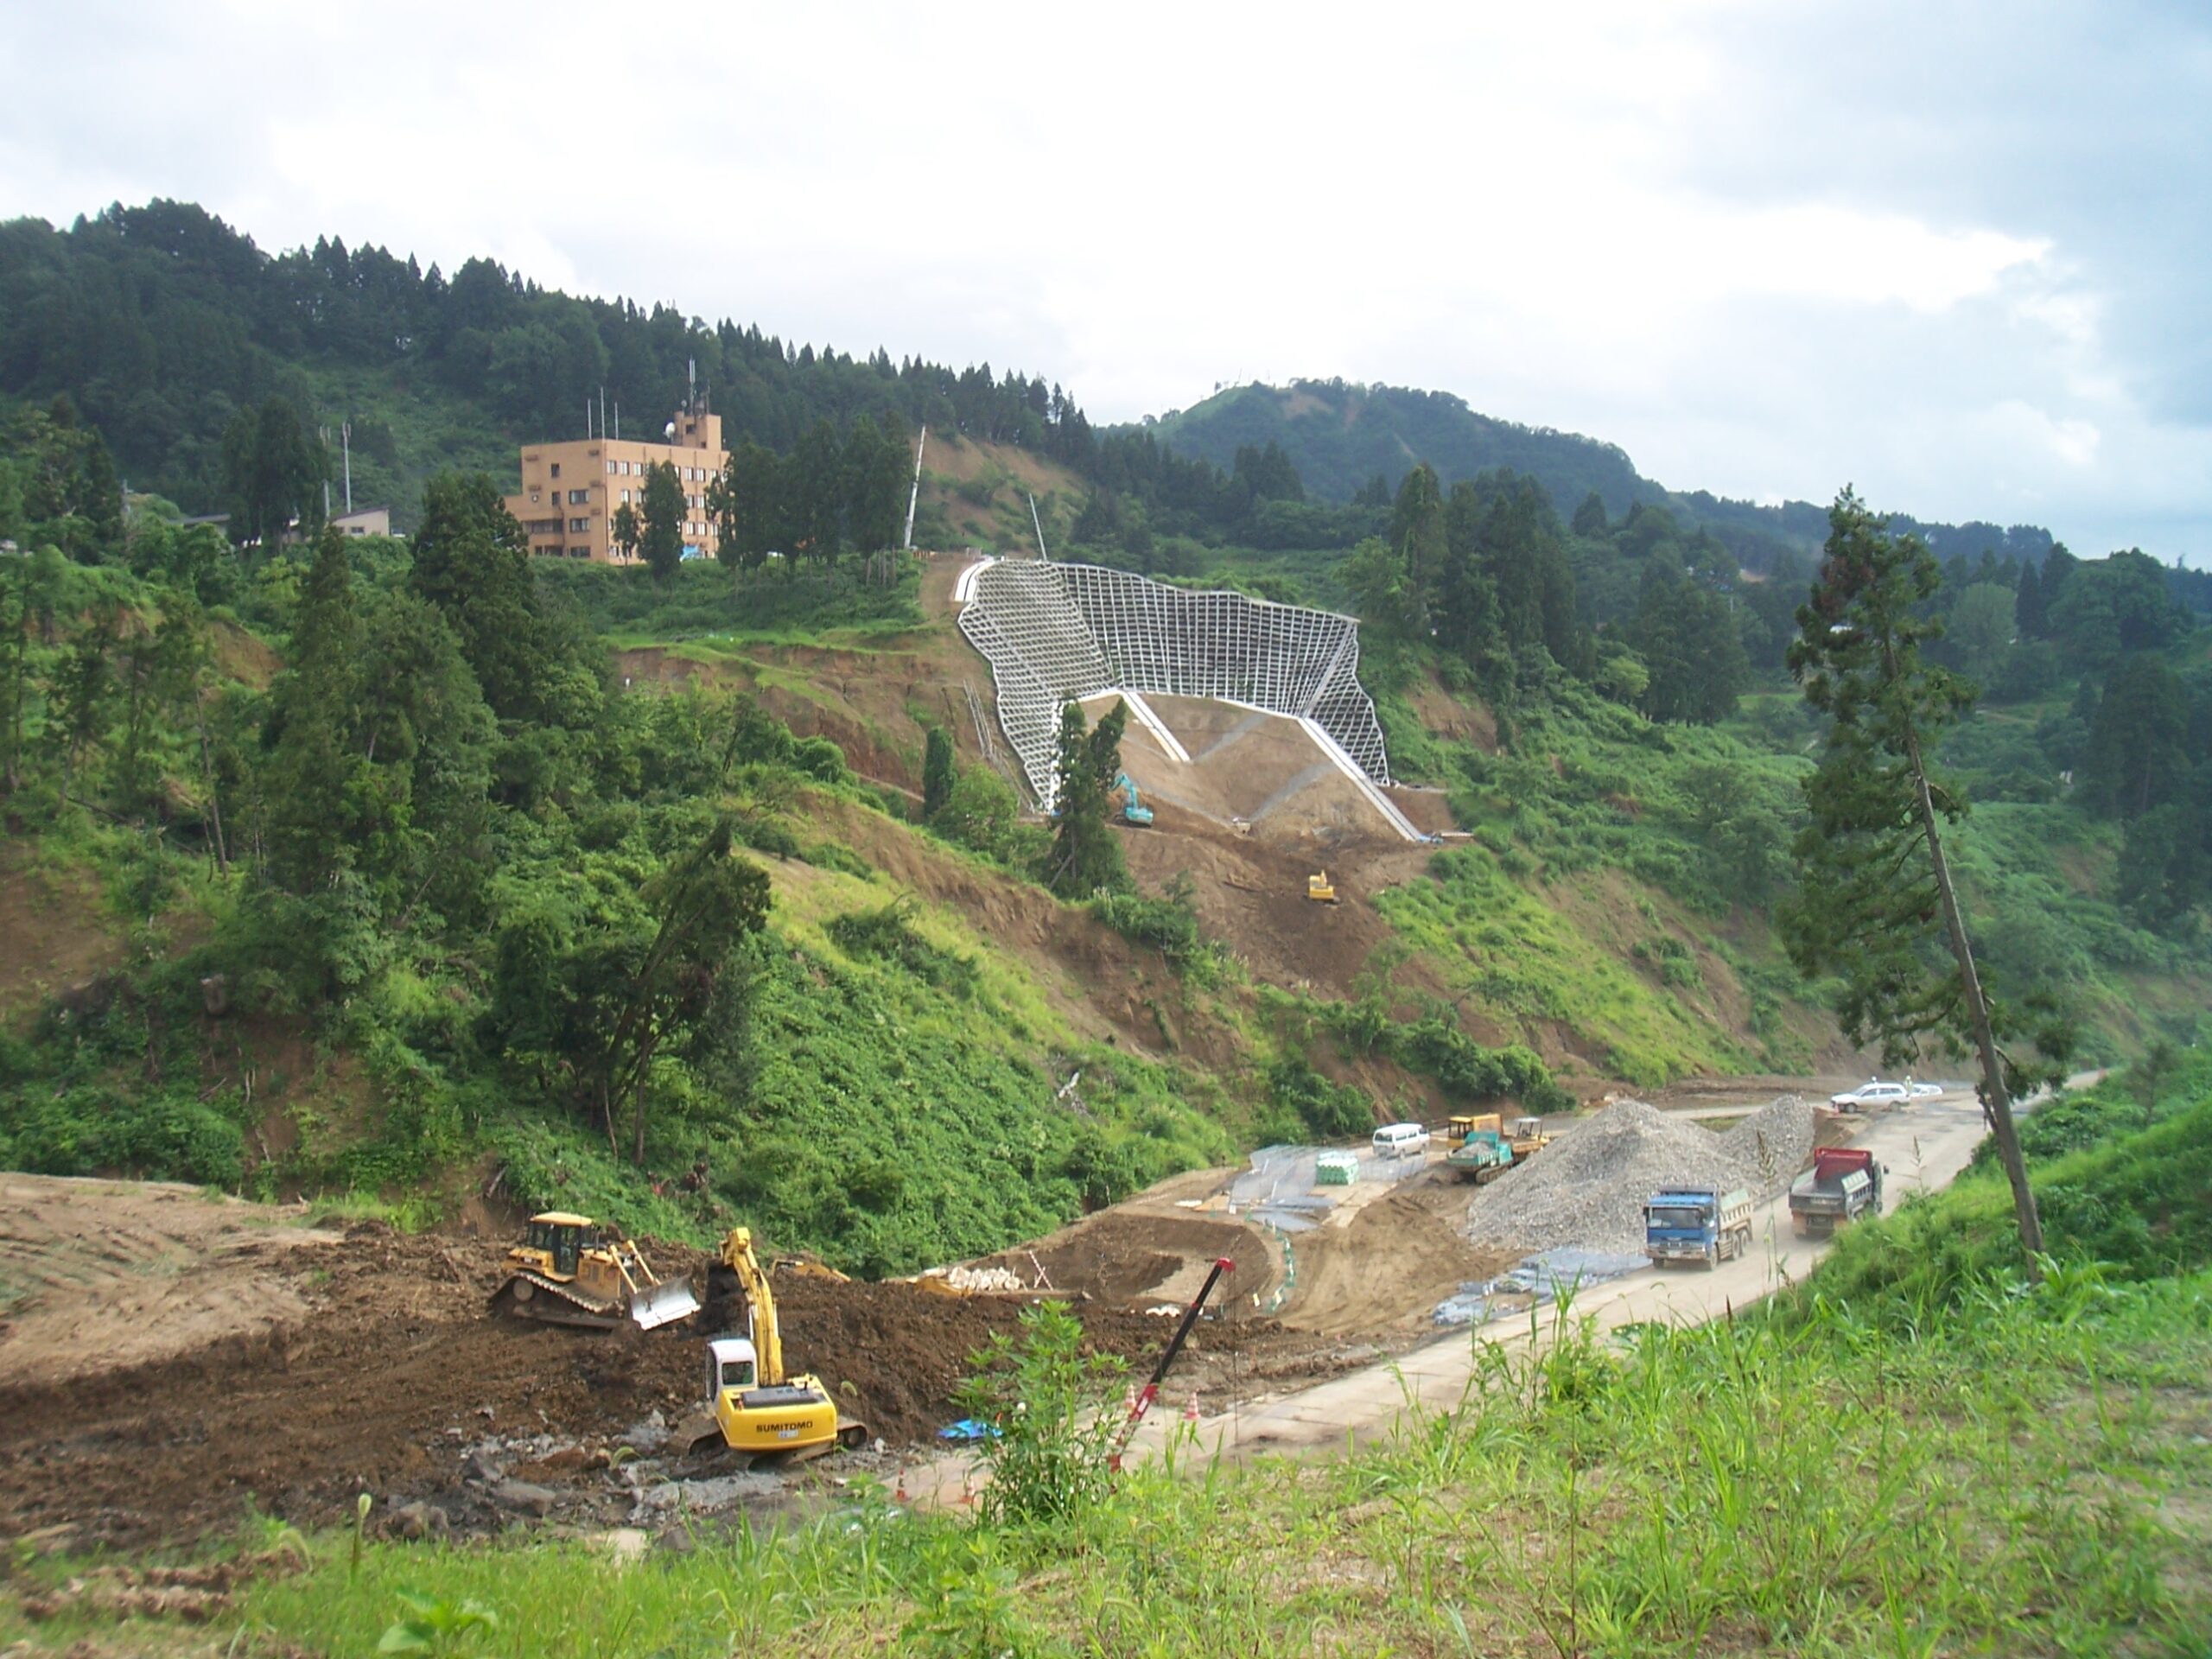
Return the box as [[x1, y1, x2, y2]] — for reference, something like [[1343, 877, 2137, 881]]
[[1829, 1081, 1910, 1113]]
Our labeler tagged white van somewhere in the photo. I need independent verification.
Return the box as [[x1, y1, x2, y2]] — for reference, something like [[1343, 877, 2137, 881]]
[[1370, 1122, 1430, 1159]]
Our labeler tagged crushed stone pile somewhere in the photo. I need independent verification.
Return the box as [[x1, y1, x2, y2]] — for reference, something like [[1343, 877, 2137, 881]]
[[1465, 1096, 1815, 1255]]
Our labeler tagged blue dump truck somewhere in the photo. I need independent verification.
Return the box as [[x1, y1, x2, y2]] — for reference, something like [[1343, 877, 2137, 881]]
[[1643, 1186, 1753, 1268]]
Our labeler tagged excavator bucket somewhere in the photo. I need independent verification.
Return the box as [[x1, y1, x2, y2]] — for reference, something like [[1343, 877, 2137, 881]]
[[630, 1274, 702, 1330]]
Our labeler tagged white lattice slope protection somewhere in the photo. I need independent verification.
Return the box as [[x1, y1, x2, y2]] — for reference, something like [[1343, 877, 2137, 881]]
[[957, 559, 1393, 809]]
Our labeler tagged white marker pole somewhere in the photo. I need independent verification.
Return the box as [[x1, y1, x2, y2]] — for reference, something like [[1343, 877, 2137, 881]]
[[902, 424, 927, 550]]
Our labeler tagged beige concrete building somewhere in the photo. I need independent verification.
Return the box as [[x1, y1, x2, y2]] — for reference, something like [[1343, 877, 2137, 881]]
[[504, 398, 724, 563]]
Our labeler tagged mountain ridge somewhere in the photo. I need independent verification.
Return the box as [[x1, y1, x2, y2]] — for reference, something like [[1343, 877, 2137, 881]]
[[1132, 378, 2057, 573]]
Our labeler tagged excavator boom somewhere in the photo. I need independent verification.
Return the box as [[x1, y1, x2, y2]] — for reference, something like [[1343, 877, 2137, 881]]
[[680, 1226, 869, 1464]]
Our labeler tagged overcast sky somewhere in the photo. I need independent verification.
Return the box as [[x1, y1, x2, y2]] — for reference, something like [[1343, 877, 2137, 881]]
[[3, 0, 2207, 561]]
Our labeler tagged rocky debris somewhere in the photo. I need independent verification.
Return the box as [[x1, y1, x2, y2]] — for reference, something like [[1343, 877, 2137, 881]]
[[629, 1471, 782, 1519], [936, 1264, 1028, 1294], [1466, 1096, 1815, 1255], [383, 1499, 451, 1540], [14, 1551, 303, 1625], [620, 1408, 671, 1453], [491, 1478, 561, 1517]]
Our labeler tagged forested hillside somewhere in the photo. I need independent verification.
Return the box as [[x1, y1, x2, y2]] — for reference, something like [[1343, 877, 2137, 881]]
[[1138, 379, 2063, 575], [0, 201, 1101, 531], [3, 199, 2209, 1281]]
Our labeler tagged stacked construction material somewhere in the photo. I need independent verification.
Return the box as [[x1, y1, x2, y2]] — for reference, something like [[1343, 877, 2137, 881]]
[[1465, 1096, 1815, 1255]]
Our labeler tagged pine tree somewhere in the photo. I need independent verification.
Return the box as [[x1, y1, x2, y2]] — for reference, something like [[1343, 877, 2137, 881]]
[[789, 420, 844, 575], [922, 726, 956, 820], [1571, 491, 1610, 538], [410, 473, 546, 722], [1044, 699, 1129, 897], [611, 502, 639, 563], [1782, 489, 2053, 1271], [1388, 465, 1445, 632], [265, 527, 365, 890], [639, 461, 685, 582], [2012, 558, 2044, 639], [2082, 654, 2190, 819]]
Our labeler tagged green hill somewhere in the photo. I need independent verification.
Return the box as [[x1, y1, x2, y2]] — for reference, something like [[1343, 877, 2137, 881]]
[[0, 201, 1103, 533], [1139, 378, 2057, 574]]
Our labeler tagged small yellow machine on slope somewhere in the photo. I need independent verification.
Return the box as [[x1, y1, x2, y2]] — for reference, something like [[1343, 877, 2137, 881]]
[[1306, 872, 1340, 905], [678, 1226, 870, 1463], [490, 1211, 700, 1331]]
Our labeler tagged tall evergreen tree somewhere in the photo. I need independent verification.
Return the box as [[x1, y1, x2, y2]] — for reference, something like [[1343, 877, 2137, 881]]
[[410, 473, 548, 723], [922, 725, 956, 820], [1782, 489, 2052, 1271], [2013, 557, 2045, 639], [264, 527, 365, 891], [789, 419, 844, 572], [639, 460, 685, 581], [1044, 698, 1129, 897], [1384, 466, 1444, 638], [2082, 654, 2190, 819], [219, 396, 326, 549], [1570, 491, 1610, 538]]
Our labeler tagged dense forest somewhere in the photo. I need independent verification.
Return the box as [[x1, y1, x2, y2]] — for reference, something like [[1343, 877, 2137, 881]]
[[1136, 378, 2064, 575], [0, 201, 1101, 531]]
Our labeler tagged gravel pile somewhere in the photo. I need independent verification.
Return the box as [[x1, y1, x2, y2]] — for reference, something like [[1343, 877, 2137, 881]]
[[1465, 1096, 1815, 1255]]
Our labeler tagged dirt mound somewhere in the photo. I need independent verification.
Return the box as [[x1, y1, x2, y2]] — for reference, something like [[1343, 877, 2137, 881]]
[[1283, 1175, 1521, 1338], [0, 1175, 344, 1386], [1465, 1096, 1815, 1255], [971, 1211, 1272, 1306]]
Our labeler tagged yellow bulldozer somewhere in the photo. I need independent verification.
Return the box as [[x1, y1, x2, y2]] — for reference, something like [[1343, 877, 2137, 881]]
[[1508, 1116, 1554, 1160], [489, 1211, 701, 1331], [677, 1226, 870, 1464]]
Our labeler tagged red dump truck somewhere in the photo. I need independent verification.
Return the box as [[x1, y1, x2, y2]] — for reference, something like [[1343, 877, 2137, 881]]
[[1788, 1147, 1885, 1236]]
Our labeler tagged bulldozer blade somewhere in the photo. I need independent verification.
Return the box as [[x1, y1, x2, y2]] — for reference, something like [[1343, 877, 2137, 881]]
[[630, 1274, 702, 1330]]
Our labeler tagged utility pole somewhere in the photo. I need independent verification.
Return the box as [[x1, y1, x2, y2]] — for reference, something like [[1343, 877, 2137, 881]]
[[319, 426, 331, 521], [340, 423, 353, 514], [903, 424, 927, 550]]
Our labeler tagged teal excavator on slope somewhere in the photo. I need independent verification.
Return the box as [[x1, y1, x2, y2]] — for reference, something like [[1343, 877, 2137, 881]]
[[1115, 772, 1154, 827]]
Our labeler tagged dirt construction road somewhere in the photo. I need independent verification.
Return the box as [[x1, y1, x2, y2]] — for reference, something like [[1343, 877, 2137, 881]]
[[1132, 1092, 1994, 1461]]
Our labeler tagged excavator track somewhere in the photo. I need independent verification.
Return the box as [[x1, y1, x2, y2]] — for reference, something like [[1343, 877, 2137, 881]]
[[489, 1269, 625, 1331]]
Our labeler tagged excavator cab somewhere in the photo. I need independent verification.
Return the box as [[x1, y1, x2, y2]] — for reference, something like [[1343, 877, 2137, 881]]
[[1115, 772, 1154, 827], [707, 1338, 759, 1398]]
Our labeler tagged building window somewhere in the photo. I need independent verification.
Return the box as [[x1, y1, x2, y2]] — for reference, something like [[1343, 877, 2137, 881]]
[[550, 463, 562, 479], [568, 488, 589, 505], [570, 517, 590, 534], [607, 461, 617, 474]]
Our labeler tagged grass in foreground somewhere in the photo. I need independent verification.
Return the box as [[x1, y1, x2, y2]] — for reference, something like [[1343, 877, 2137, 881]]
[[6, 1261, 2207, 1657]]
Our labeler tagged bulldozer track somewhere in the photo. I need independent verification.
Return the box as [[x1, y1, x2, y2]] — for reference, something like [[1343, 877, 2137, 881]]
[[491, 1269, 625, 1330]]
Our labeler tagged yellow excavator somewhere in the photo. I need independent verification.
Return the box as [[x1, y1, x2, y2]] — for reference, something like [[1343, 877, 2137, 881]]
[[490, 1211, 700, 1331], [677, 1226, 870, 1463], [1306, 872, 1340, 905]]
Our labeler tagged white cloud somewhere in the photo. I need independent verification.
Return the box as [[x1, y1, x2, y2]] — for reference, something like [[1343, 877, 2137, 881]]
[[0, 0, 2206, 561]]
